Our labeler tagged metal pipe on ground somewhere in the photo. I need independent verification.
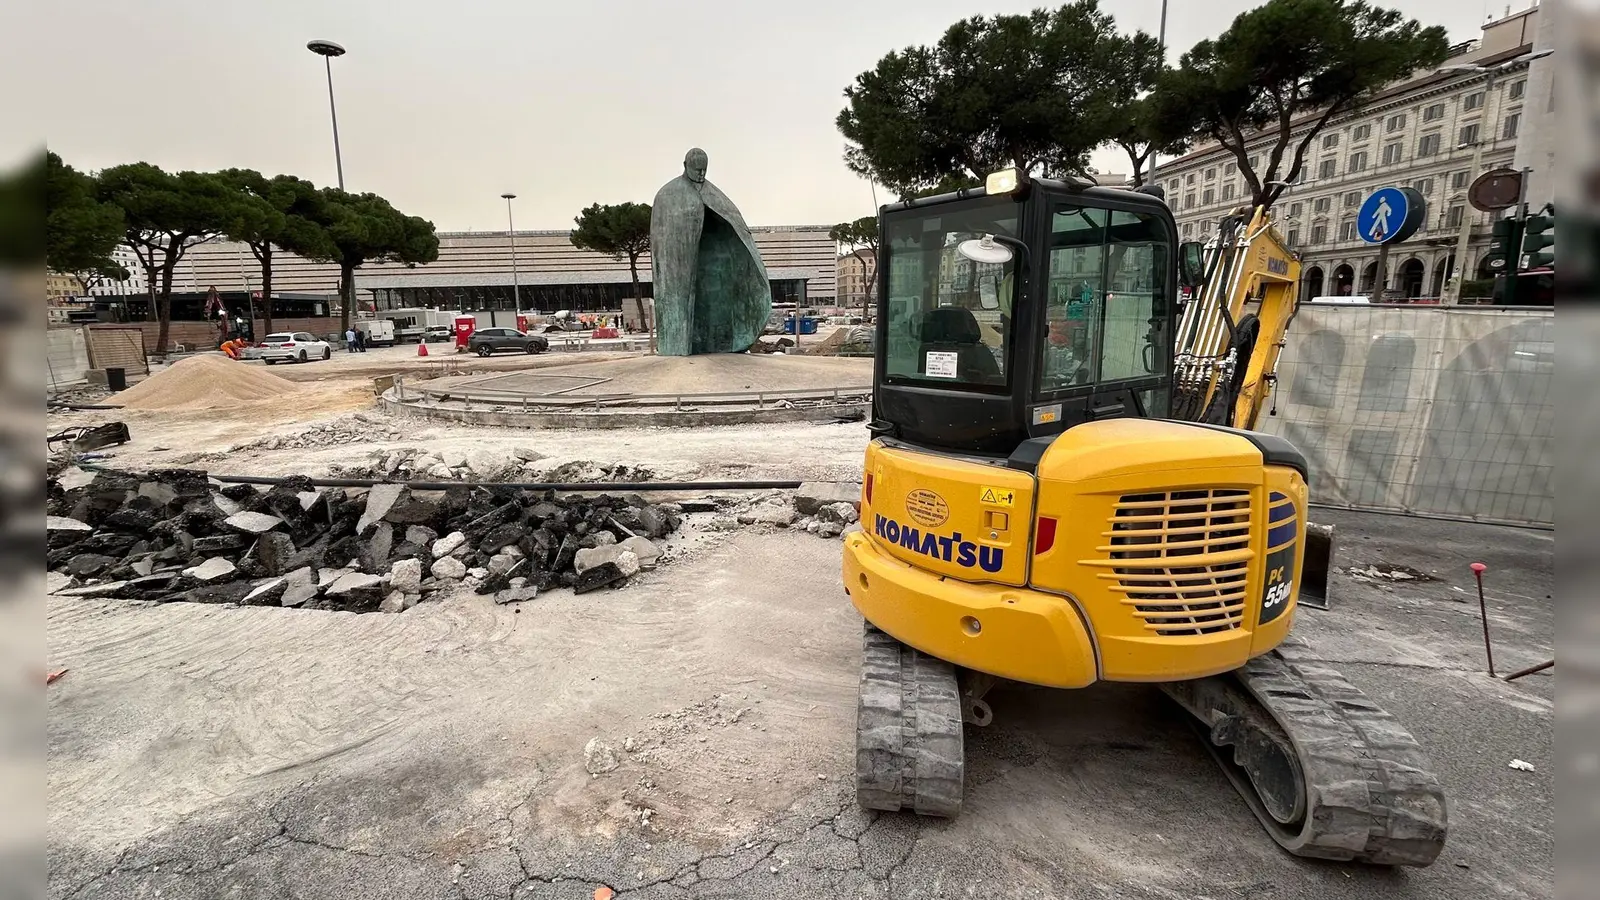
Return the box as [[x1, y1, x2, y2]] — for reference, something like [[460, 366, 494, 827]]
[[209, 474, 805, 492], [1503, 659, 1553, 682]]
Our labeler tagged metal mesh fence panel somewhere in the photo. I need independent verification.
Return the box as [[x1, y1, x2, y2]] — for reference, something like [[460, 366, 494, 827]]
[[1258, 304, 1553, 526]]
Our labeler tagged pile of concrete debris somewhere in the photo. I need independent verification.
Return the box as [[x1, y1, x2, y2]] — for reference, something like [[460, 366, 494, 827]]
[[734, 482, 861, 538], [241, 413, 402, 452], [331, 448, 653, 486], [47, 466, 681, 614]]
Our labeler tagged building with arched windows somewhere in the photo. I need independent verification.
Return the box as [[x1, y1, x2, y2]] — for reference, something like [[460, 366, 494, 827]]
[[1158, 5, 1546, 303]]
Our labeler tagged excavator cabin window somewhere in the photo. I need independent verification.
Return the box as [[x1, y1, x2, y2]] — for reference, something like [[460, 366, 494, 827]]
[[881, 197, 1019, 392], [1038, 204, 1171, 398]]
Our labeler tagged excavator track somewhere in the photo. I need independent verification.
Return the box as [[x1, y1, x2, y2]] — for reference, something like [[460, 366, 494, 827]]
[[855, 624, 964, 817], [1162, 635, 1448, 866]]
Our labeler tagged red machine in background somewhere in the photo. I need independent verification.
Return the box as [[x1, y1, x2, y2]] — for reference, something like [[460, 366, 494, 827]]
[[454, 315, 477, 352]]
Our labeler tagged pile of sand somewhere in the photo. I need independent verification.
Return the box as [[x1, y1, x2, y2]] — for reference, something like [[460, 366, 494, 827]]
[[115, 355, 305, 411]]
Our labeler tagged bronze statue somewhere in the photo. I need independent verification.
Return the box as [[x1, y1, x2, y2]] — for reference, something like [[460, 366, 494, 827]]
[[649, 149, 772, 355]]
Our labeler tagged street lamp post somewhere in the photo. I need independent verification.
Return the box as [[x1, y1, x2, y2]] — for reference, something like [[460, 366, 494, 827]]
[[1438, 49, 1553, 305], [308, 39, 353, 326], [1146, 0, 1169, 189], [307, 40, 347, 190], [502, 193, 522, 327]]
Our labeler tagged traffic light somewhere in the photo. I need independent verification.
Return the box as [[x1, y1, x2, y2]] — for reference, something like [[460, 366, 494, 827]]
[[1521, 213, 1555, 270], [1484, 218, 1523, 275]]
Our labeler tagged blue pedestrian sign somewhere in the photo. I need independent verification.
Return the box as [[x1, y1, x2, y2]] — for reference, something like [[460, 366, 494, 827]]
[[1357, 187, 1427, 245]]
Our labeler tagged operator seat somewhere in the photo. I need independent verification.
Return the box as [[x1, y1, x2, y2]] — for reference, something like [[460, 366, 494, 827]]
[[917, 307, 1002, 384]]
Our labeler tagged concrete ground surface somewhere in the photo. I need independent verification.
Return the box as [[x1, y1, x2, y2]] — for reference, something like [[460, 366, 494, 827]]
[[48, 505, 1553, 900], [47, 356, 1552, 898]]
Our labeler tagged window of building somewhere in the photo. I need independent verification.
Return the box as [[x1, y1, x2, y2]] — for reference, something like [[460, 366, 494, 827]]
[[1289, 202, 1303, 218], [1347, 151, 1368, 173], [1423, 102, 1446, 122], [1313, 197, 1332, 214], [1340, 220, 1357, 241], [1463, 92, 1485, 111], [1248, 155, 1260, 170], [1503, 113, 1520, 140], [1386, 113, 1407, 132], [1343, 190, 1361, 208], [1182, 222, 1194, 237], [1509, 79, 1526, 100], [1417, 132, 1441, 157], [1445, 204, 1464, 228], [1411, 177, 1434, 195], [1222, 182, 1235, 200], [1184, 192, 1195, 209], [1451, 170, 1469, 190], [1204, 167, 1217, 180], [1322, 133, 1340, 149], [1353, 124, 1372, 141], [1169, 178, 1180, 192], [1458, 123, 1480, 146], [1382, 142, 1403, 165], [1202, 187, 1215, 204], [1318, 158, 1337, 179], [1225, 162, 1237, 177], [1310, 223, 1328, 244], [1286, 228, 1300, 246], [1186, 173, 1196, 185]]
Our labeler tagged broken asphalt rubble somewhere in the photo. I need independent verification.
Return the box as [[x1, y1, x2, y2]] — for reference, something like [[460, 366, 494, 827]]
[[46, 466, 689, 614]]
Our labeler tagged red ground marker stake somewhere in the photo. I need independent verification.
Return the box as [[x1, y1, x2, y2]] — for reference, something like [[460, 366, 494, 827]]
[[1471, 562, 1495, 677]]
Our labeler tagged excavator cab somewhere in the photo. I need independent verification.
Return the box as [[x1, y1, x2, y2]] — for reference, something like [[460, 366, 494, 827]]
[[871, 168, 1181, 456], [844, 169, 1445, 866]]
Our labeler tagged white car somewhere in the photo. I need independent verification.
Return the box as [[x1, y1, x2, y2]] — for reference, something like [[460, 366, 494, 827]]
[[259, 331, 332, 364]]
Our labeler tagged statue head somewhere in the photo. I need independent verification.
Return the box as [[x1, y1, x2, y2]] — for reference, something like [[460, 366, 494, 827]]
[[683, 148, 709, 184]]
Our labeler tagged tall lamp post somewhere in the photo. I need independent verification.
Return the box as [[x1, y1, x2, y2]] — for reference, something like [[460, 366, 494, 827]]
[[1438, 49, 1552, 305], [502, 193, 522, 327], [308, 39, 353, 326], [307, 40, 347, 190], [1145, 0, 1169, 189]]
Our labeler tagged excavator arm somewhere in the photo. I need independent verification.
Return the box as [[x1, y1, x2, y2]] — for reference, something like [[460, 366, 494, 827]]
[[1171, 206, 1334, 606], [1172, 207, 1300, 429]]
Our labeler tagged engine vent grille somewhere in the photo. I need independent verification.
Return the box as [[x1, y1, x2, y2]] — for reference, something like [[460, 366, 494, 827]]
[[1101, 488, 1255, 636]]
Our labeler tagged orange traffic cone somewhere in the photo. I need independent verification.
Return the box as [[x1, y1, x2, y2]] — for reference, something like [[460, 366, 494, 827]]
[[417, 341, 429, 357]]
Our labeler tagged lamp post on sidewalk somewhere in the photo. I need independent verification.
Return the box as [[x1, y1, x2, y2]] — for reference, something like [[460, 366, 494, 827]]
[[502, 193, 522, 327], [1438, 49, 1553, 305]]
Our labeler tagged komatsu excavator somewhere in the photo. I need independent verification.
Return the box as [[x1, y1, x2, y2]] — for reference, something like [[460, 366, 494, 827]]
[[844, 168, 1447, 866]]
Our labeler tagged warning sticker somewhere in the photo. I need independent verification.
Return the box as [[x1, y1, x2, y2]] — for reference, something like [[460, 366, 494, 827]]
[[924, 351, 959, 379], [979, 486, 1015, 507]]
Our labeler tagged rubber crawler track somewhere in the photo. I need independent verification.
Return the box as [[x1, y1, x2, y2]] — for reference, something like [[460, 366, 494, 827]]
[[855, 624, 964, 817], [1170, 634, 1449, 866]]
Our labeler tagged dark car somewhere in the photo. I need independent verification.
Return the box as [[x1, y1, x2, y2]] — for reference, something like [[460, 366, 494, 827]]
[[468, 328, 548, 356]]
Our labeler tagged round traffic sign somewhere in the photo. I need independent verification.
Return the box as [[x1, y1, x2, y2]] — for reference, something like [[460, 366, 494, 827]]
[[1469, 167, 1523, 212], [1356, 187, 1427, 245]]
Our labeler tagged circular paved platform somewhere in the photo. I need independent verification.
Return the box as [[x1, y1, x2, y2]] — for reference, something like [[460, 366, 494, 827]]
[[382, 354, 873, 429]]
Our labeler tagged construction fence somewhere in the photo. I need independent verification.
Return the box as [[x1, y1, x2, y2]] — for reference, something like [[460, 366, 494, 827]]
[[1257, 303, 1554, 527]]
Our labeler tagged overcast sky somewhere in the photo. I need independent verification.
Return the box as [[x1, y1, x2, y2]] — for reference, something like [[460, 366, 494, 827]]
[[19, 0, 1514, 232]]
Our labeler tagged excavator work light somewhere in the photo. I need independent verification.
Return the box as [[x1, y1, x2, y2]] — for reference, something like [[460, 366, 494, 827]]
[[985, 168, 1023, 196]]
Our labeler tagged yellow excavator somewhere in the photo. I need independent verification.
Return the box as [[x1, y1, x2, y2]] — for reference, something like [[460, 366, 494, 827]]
[[843, 168, 1447, 865]]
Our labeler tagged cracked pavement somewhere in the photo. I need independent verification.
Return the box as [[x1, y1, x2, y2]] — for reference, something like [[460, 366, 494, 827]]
[[49, 513, 1552, 899]]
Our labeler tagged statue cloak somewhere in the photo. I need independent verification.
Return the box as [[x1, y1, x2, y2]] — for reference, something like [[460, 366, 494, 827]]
[[649, 176, 771, 355]]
